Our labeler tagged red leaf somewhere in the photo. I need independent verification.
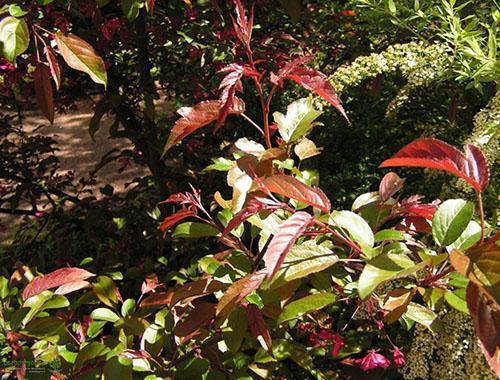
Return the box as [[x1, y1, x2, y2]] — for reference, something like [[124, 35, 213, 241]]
[[164, 99, 244, 153], [245, 303, 272, 352], [379, 138, 490, 192], [23, 268, 95, 300], [262, 211, 313, 280], [223, 197, 284, 235], [379, 172, 405, 201], [271, 56, 347, 120], [400, 195, 439, 220], [33, 63, 55, 123], [263, 174, 331, 213], [146, 0, 155, 14], [6, 332, 25, 380], [231, 0, 254, 47], [160, 208, 196, 233], [44, 46, 61, 90], [216, 270, 267, 320], [466, 282, 500, 377], [215, 64, 244, 131]]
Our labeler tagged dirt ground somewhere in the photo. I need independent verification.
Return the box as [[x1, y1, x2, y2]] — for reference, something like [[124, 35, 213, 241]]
[[1, 98, 173, 229]]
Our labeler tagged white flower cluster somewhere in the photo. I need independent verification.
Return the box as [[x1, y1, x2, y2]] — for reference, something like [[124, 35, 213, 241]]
[[329, 42, 449, 97], [399, 309, 495, 380]]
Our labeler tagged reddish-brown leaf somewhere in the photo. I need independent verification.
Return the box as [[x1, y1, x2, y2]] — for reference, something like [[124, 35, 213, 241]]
[[263, 174, 331, 213], [379, 138, 490, 192], [271, 56, 347, 120], [140, 292, 173, 308], [466, 282, 500, 377], [231, 0, 254, 47], [44, 46, 61, 90], [174, 302, 216, 340], [262, 211, 313, 280], [379, 172, 405, 201], [450, 233, 500, 305], [146, 0, 155, 14], [216, 271, 267, 321], [23, 268, 95, 300], [6, 332, 25, 380], [160, 208, 196, 234], [245, 303, 272, 352], [141, 274, 160, 295], [170, 278, 225, 307], [33, 63, 55, 123], [400, 195, 439, 221], [164, 99, 244, 153]]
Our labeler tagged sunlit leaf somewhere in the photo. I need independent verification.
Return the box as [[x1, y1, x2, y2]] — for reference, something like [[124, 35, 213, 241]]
[[55, 32, 107, 87], [0, 16, 29, 62], [379, 138, 490, 192], [273, 98, 322, 143], [262, 212, 313, 280], [277, 292, 336, 324], [432, 199, 474, 246]]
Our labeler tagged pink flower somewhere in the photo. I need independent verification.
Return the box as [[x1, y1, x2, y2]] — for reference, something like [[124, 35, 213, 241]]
[[356, 350, 391, 371], [317, 329, 345, 357], [392, 347, 405, 368]]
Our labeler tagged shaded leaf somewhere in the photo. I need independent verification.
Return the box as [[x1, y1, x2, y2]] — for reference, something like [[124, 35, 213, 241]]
[[466, 282, 500, 377], [379, 172, 405, 201], [216, 271, 267, 320], [55, 32, 107, 87], [33, 63, 54, 123], [262, 211, 313, 280], [263, 174, 330, 213], [23, 268, 95, 300], [171, 278, 224, 307], [44, 46, 61, 90], [245, 303, 272, 352], [379, 138, 490, 192], [174, 302, 216, 339], [277, 292, 337, 324], [225, 307, 248, 353]]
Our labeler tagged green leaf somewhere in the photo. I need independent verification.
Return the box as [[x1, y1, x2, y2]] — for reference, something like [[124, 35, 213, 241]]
[[91, 308, 120, 323], [273, 98, 323, 143], [121, 298, 136, 317], [358, 253, 417, 300], [75, 342, 110, 370], [103, 356, 133, 380], [374, 229, 405, 243], [271, 339, 313, 370], [277, 293, 337, 324], [404, 302, 443, 333], [55, 32, 107, 87], [448, 220, 481, 251], [22, 316, 66, 341], [176, 357, 209, 379], [141, 324, 165, 357], [225, 307, 248, 353], [8, 5, 28, 17], [0, 16, 29, 62], [387, 0, 397, 14], [432, 199, 474, 246], [92, 276, 119, 307], [271, 241, 337, 287], [172, 222, 220, 239], [330, 210, 374, 249], [121, 0, 141, 21], [444, 290, 469, 314], [0, 276, 8, 299]]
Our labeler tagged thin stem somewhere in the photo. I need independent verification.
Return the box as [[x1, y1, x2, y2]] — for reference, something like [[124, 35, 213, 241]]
[[313, 219, 365, 256], [477, 191, 485, 244], [241, 113, 264, 136]]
